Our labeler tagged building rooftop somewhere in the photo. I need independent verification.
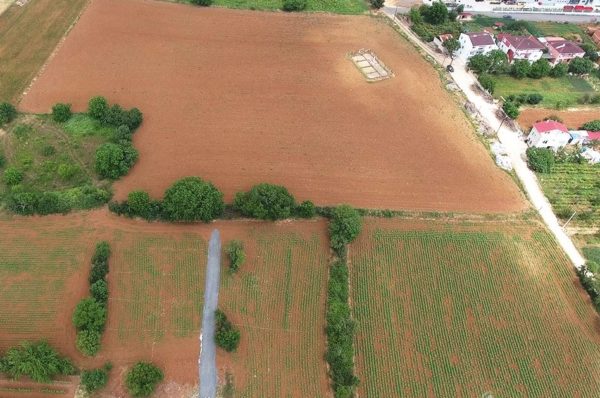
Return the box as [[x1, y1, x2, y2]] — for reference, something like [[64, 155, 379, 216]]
[[544, 38, 585, 55], [533, 120, 569, 134], [465, 32, 496, 47], [498, 34, 545, 51]]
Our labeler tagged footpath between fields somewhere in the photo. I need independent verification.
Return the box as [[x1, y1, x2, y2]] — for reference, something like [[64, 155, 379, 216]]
[[381, 6, 586, 267]]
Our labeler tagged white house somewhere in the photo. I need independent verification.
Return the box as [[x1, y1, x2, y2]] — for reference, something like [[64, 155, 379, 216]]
[[526, 120, 571, 150], [568, 130, 589, 146], [496, 34, 546, 63], [582, 147, 600, 164], [456, 32, 499, 60]]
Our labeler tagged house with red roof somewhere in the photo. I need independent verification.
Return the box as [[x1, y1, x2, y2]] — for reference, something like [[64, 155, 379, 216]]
[[497, 34, 546, 63], [456, 32, 499, 60], [526, 121, 571, 150], [540, 37, 585, 65]]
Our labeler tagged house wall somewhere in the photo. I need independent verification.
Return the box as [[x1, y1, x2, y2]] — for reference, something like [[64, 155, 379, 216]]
[[527, 127, 571, 149], [457, 34, 498, 60], [498, 40, 543, 63]]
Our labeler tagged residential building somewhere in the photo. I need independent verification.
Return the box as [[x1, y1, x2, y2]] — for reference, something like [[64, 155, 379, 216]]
[[592, 30, 600, 47], [540, 37, 585, 65], [526, 121, 571, 149], [581, 147, 600, 164], [568, 130, 589, 146], [496, 34, 546, 63], [456, 32, 499, 60]]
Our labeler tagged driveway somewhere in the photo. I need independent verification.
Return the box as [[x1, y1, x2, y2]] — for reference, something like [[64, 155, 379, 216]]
[[381, 8, 586, 268], [199, 229, 221, 398]]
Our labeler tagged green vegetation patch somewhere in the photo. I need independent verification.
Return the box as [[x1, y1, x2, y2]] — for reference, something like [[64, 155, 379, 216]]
[[492, 75, 597, 108], [178, 0, 367, 13], [350, 221, 600, 396]]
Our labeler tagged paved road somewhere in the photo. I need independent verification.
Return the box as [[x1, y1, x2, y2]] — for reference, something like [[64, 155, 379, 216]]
[[199, 229, 221, 398], [477, 11, 600, 23], [382, 7, 586, 268]]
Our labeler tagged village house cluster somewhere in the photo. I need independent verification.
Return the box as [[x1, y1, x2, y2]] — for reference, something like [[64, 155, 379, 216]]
[[526, 120, 600, 163]]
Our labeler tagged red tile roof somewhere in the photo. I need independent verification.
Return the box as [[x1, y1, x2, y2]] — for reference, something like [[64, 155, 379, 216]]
[[588, 132, 600, 141], [533, 120, 568, 134], [544, 38, 585, 55], [498, 34, 545, 50], [593, 31, 600, 45], [466, 32, 496, 47]]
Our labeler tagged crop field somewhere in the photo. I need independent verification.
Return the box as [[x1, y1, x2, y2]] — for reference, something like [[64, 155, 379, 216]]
[[350, 218, 600, 397], [538, 162, 600, 227], [218, 221, 330, 397], [492, 75, 597, 108], [0, 0, 88, 102], [20, 0, 525, 214]]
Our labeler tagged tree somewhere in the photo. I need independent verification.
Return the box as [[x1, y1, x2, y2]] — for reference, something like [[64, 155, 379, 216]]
[[370, 0, 384, 9], [468, 54, 492, 74], [443, 38, 460, 58], [511, 59, 531, 78], [51, 103, 72, 123], [526, 147, 554, 173], [89, 241, 111, 284], [76, 330, 102, 356], [88, 96, 109, 120], [296, 200, 316, 218], [127, 190, 151, 218], [0, 102, 16, 126], [528, 59, 551, 79], [190, 0, 212, 5], [502, 100, 520, 119], [163, 177, 224, 222], [95, 143, 138, 179], [550, 62, 568, 78], [225, 240, 245, 272], [486, 50, 509, 74], [580, 43, 599, 62], [1, 341, 74, 383], [72, 298, 107, 332], [81, 365, 110, 393], [456, 4, 464, 13], [582, 120, 600, 131], [90, 279, 109, 304], [215, 310, 241, 352], [282, 0, 306, 10], [423, 1, 448, 25], [409, 7, 423, 24], [233, 183, 296, 220], [125, 362, 164, 397], [329, 205, 362, 252], [569, 57, 594, 75], [526, 93, 543, 105], [478, 74, 496, 94], [3, 167, 23, 186]]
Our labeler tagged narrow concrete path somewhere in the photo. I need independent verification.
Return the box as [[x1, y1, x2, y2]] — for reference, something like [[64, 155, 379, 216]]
[[381, 8, 586, 268], [199, 229, 221, 398]]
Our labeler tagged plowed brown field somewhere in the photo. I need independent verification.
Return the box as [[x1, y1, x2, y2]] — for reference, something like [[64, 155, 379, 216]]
[[0, 210, 329, 397], [518, 108, 600, 130], [20, 0, 525, 213]]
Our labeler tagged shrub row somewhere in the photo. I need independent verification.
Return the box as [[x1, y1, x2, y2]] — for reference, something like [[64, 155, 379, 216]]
[[110, 180, 317, 223], [73, 242, 111, 356], [0, 341, 75, 383], [5, 185, 111, 216], [225, 240, 245, 272], [215, 310, 241, 352], [576, 262, 600, 312]]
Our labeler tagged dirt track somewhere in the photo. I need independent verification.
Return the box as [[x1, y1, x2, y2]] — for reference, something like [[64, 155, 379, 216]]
[[20, 0, 525, 213]]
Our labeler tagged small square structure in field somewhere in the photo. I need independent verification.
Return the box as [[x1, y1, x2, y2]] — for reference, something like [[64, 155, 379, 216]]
[[350, 49, 393, 82]]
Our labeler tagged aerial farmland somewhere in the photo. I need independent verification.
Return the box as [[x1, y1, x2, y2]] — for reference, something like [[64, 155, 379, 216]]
[[0, 0, 598, 397]]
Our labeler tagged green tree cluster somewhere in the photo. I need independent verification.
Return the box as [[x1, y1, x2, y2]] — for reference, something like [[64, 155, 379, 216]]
[[163, 177, 224, 222], [329, 205, 362, 254], [125, 362, 164, 397], [0, 341, 75, 383], [234, 183, 295, 220], [81, 363, 112, 394], [215, 310, 241, 352]]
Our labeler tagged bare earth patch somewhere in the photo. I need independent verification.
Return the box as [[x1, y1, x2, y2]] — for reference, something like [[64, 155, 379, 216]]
[[20, 0, 525, 213]]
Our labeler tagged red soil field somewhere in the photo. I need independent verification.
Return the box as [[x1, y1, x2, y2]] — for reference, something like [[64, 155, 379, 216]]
[[0, 210, 329, 397], [20, 0, 526, 213], [518, 108, 600, 130]]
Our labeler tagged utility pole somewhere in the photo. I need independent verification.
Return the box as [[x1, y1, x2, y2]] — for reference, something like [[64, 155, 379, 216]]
[[562, 211, 577, 229]]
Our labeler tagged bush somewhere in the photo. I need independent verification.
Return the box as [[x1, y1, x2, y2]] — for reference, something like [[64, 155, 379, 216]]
[[95, 142, 138, 179], [326, 260, 358, 396], [57, 162, 79, 181], [511, 60, 530, 79], [370, 0, 384, 8], [37, 191, 71, 215], [89, 241, 110, 284], [88, 96, 109, 120], [569, 57, 595, 75], [0, 102, 17, 126], [282, 0, 306, 11], [72, 298, 107, 332], [225, 240, 245, 272], [478, 74, 496, 94], [3, 167, 23, 186], [0, 341, 74, 383], [76, 330, 102, 356], [81, 366, 110, 393], [581, 120, 600, 131], [51, 103, 72, 123], [502, 100, 520, 119], [526, 93, 543, 105], [163, 177, 224, 222], [90, 279, 109, 304], [215, 310, 241, 352], [127, 190, 152, 218], [329, 205, 362, 253], [550, 62, 568, 78], [296, 200, 316, 218], [190, 0, 212, 5], [125, 362, 164, 397], [528, 59, 551, 79], [233, 183, 295, 220], [526, 147, 555, 173], [5, 191, 38, 215]]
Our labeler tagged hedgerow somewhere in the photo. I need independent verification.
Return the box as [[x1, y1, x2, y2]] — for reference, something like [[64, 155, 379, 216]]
[[0, 341, 75, 383]]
